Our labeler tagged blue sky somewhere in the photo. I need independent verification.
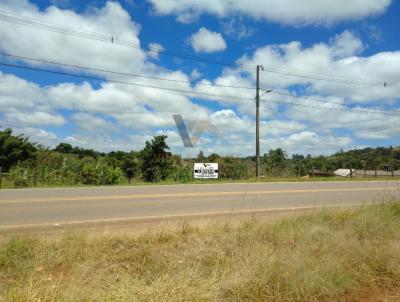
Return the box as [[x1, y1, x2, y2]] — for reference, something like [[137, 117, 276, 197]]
[[0, 0, 399, 156]]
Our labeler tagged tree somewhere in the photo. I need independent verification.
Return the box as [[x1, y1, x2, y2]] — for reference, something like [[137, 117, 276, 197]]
[[197, 150, 205, 161], [141, 135, 172, 182], [54, 143, 99, 158], [208, 153, 220, 162], [262, 148, 288, 175], [0, 128, 37, 171], [54, 143, 73, 154]]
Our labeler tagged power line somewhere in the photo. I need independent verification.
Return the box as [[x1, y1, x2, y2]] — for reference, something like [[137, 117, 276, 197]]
[[265, 98, 400, 116], [258, 64, 383, 84], [0, 53, 255, 90], [1, 60, 398, 117], [268, 90, 400, 114], [0, 61, 253, 102], [0, 12, 254, 70], [260, 67, 385, 87], [262, 91, 400, 116], [0, 11, 392, 87]]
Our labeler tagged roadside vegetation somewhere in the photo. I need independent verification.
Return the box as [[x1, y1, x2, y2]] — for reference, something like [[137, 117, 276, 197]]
[[1, 202, 400, 301], [1, 128, 400, 188]]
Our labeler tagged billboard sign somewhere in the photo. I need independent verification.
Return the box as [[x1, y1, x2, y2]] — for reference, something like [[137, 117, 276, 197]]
[[194, 163, 218, 179]]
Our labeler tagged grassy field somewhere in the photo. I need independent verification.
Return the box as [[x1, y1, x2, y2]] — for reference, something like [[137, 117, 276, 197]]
[[1, 203, 400, 301], [1, 175, 399, 190]]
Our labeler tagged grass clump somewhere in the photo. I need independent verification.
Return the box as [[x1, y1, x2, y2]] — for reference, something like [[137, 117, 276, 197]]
[[1, 203, 400, 301]]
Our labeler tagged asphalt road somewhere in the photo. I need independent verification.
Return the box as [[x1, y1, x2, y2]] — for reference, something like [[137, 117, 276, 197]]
[[0, 181, 399, 229]]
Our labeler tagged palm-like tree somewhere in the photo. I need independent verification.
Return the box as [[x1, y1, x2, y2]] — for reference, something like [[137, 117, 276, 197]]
[[0, 128, 37, 171]]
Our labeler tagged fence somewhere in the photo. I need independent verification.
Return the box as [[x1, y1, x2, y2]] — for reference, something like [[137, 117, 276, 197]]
[[354, 169, 400, 178], [1, 166, 399, 189]]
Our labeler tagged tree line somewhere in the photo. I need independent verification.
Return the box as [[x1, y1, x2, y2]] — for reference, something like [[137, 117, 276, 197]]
[[1, 128, 399, 187]]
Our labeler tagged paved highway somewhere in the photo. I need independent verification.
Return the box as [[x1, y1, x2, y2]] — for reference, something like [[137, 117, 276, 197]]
[[0, 181, 399, 229]]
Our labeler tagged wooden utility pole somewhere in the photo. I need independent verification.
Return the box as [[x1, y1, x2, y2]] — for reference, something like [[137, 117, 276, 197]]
[[256, 65, 261, 177]]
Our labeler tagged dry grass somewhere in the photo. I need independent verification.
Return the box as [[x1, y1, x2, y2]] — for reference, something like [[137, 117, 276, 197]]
[[1, 203, 400, 301], [2, 176, 399, 190]]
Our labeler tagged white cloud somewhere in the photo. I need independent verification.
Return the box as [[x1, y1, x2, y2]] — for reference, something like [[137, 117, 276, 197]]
[[189, 28, 227, 53], [4, 111, 65, 126], [147, 42, 164, 59], [0, 1, 147, 75], [18, 127, 57, 140], [63, 133, 151, 152], [4, 127, 59, 148], [148, 0, 391, 26], [176, 12, 199, 24], [0, 72, 49, 111], [330, 31, 364, 58], [261, 120, 306, 137], [284, 96, 400, 140], [71, 112, 117, 132], [0, 0, 215, 126], [210, 110, 252, 133], [221, 17, 253, 40], [217, 31, 400, 104], [262, 131, 353, 156], [190, 68, 202, 80], [0, 1, 398, 157]]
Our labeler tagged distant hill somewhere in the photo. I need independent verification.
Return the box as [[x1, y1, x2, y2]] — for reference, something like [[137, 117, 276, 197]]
[[327, 146, 400, 169]]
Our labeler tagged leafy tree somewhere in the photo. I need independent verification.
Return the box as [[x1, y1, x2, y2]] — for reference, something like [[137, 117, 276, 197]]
[[262, 148, 288, 175], [0, 128, 37, 171], [292, 154, 304, 161], [54, 143, 101, 159], [197, 150, 205, 161], [208, 153, 220, 162], [141, 135, 172, 182], [54, 143, 73, 154], [71, 146, 99, 159]]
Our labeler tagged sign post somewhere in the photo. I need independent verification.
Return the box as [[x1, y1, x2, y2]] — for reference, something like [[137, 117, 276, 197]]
[[194, 163, 218, 179]]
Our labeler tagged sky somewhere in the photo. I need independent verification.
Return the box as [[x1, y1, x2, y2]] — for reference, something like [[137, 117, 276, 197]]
[[0, 0, 399, 157]]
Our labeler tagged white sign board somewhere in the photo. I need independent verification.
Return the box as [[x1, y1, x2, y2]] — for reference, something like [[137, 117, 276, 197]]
[[194, 163, 218, 179]]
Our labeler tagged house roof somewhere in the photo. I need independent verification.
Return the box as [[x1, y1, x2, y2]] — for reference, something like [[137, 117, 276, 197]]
[[334, 169, 356, 177]]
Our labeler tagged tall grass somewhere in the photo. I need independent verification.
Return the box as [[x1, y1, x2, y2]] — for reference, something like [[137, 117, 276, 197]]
[[1, 203, 400, 301]]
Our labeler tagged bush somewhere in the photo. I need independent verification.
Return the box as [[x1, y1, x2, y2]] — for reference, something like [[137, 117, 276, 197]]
[[79, 161, 124, 185], [9, 166, 30, 188]]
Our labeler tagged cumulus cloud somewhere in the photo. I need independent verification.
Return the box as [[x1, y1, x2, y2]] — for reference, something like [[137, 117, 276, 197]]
[[189, 28, 227, 53], [261, 120, 306, 137], [0, 72, 49, 111], [62, 133, 153, 152], [148, 0, 391, 26], [0, 0, 147, 75], [284, 95, 400, 140], [0, 0, 398, 157], [71, 112, 117, 133], [4, 111, 65, 127], [214, 31, 400, 104], [0, 1, 210, 126], [262, 131, 353, 156]]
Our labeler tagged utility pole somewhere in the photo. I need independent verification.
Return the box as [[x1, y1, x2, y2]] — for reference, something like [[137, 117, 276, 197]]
[[255, 65, 262, 177]]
